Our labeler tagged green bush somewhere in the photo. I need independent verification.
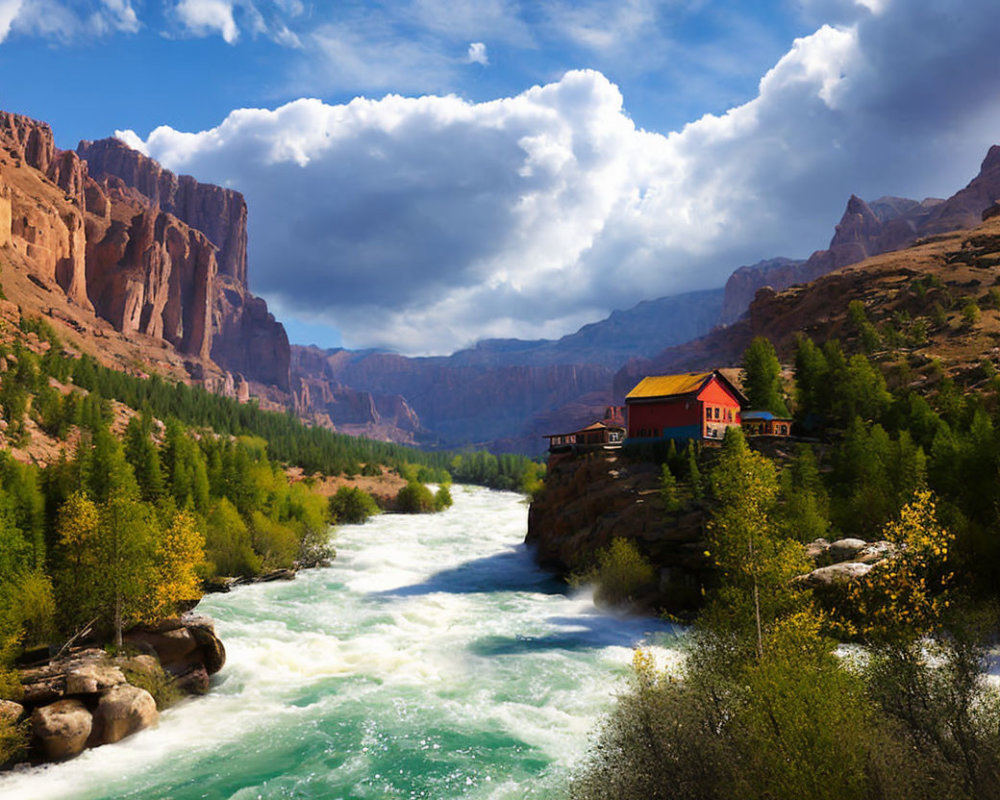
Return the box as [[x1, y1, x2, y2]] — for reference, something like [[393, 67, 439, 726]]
[[328, 486, 380, 524], [121, 662, 182, 711], [395, 481, 436, 513], [584, 538, 655, 607], [0, 717, 27, 768], [434, 484, 453, 511]]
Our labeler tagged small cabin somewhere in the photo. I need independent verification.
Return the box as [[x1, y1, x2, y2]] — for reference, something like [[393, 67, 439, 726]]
[[625, 370, 747, 443], [741, 410, 792, 438], [545, 420, 625, 453]]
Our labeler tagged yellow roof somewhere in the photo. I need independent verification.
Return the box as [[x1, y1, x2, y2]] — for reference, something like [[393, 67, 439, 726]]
[[626, 372, 712, 400]]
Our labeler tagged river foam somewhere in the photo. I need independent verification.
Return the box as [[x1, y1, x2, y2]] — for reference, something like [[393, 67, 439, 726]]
[[2, 485, 679, 800]]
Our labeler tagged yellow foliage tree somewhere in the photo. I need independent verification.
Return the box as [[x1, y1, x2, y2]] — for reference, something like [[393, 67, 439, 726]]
[[150, 510, 205, 619], [836, 489, 954, 640]]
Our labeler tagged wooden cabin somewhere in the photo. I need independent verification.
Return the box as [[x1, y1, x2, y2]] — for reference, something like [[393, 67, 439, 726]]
[[625, 371, 747, 443], [741, 410, 792, 438], [545, 420, 625, 453]]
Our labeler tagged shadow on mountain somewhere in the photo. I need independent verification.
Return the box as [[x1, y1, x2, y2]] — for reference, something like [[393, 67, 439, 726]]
[[373, 548, 567, 598]]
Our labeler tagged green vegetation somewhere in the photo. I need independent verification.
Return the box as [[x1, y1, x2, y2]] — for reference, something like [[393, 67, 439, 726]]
[[573, 426, 1000, 800], [395, 479, 453, 513], [740, 335, 790, 415], [328, 486, 380, 524], [572, 538, 656, 607]]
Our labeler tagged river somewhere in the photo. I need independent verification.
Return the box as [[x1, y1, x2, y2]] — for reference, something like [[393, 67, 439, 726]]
[[1, 485, 678, 800]]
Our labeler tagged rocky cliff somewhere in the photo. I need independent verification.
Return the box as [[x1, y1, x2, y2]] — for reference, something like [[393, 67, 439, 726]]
[[526, 451, 709, 612], [77, 135, 290, 391], [720, 194, 943, 324], [0, 111, 291, 393]]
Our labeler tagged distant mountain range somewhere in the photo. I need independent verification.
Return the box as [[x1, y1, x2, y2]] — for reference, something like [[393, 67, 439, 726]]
[[2, 107, 999, 456]]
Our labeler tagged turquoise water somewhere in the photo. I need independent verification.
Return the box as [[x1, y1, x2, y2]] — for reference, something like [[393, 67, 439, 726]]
[[2, 486, 678, 800]]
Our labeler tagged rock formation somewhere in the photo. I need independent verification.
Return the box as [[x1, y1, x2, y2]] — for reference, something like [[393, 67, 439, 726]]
[[12, 613, 226, 764], [526, 451, 709, 611], [721, 195, 943, 324], [78, 138, 247, 284], [0, 111, 292, 393]]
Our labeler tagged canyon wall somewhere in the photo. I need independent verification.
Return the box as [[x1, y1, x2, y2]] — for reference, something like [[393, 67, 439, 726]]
[[0, 112, 291, 392]]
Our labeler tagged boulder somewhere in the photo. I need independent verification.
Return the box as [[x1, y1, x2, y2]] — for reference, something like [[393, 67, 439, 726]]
[[804, 538, 831, 562], [796, 561, 873, 589], [187, 622, 226, 676], [21, 648, 125, 705], [91, 684, 157, 746], [0, 699, 24, 723], [31, 699, 92, 761], [173, 665, 210, 696], [65, 660, 126, 695], [828, 538, 868, 563], [856, 540, 898, 564], [126, 626, 198, 668]]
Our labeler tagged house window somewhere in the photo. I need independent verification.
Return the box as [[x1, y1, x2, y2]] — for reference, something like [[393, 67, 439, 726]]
[[705, 406, 711, 420], [714, 407, 720, 420]]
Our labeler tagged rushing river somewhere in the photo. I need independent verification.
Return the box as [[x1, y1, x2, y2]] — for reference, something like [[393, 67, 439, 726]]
[[2, 485, 678, 800]]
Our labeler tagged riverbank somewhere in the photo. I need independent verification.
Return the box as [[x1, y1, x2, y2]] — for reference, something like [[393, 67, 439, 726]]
[[0, 485, 675, 799]]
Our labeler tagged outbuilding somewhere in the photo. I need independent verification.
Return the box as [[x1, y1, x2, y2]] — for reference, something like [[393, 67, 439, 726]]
[[625, 370, 747, 443], [741, 410, 793, 438]]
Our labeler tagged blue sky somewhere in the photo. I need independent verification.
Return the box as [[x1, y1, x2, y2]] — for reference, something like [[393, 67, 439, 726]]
[[3, 1, 1000, 354]]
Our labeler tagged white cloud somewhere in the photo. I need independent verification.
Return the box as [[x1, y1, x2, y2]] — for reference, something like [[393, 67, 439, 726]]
[[169, 0, 303, 46], [0, 0, 140, 43], [119, 0, 1000, 355], [0, 0, 23, 43], [173, 0, 239, 44], [466, 41, 488, 65]]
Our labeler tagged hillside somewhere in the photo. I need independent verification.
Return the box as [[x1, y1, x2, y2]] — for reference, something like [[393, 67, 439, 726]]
[[616, 212, 1000, 397]]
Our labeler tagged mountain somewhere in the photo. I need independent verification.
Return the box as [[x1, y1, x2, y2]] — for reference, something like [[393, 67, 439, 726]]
[[446, 288, 725, 368], [291, 345, 614, 453], [720, 195, 944, 325], [615, 208, 1000, 399]]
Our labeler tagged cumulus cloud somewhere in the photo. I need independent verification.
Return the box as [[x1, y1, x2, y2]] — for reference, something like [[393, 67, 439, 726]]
[[0, 0, 22, 43], [0, 0, 140, 43], [466, 41, 488, 65], [120, 0, 1000, 355]]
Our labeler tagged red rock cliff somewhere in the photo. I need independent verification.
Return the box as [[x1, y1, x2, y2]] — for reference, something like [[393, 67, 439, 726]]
[[77, 138, 247, 284], [76, 135, 290, 391]]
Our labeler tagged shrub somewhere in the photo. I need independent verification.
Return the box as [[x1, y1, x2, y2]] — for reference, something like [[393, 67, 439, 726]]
[[121, 662, 182, 711], [328, 486, 379, 524], [0, 718, 27, 768], [434, 484, 453, 510], [962, 299, 981, 327], [587, 538, 655, 607], [395, 481, 436, 513]]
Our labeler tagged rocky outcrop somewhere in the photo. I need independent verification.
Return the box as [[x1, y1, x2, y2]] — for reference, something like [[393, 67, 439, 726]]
[[31, 699, 92, 762], [0, 111, 55, 173], [77, 137, 290, 390], [92, 684, 157, 746], [721, 195, 943, 325], [11, 612, 225, 765], [78, 137, 247, 284], [922, 145, 1000, 234], [86, 207, 216, 358], [211, 281, 290, 391], [526, 452, 709, 612], [124, 612, 226, 684]]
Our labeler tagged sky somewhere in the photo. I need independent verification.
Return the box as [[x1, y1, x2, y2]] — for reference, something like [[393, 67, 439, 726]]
[[2, 1, 1000, 355]]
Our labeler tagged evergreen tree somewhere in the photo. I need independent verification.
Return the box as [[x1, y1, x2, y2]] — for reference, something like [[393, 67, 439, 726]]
[[741, 337, 790, 416]]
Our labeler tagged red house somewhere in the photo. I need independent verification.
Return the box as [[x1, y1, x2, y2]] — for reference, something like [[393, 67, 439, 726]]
[[625, 371, 747, 443]]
